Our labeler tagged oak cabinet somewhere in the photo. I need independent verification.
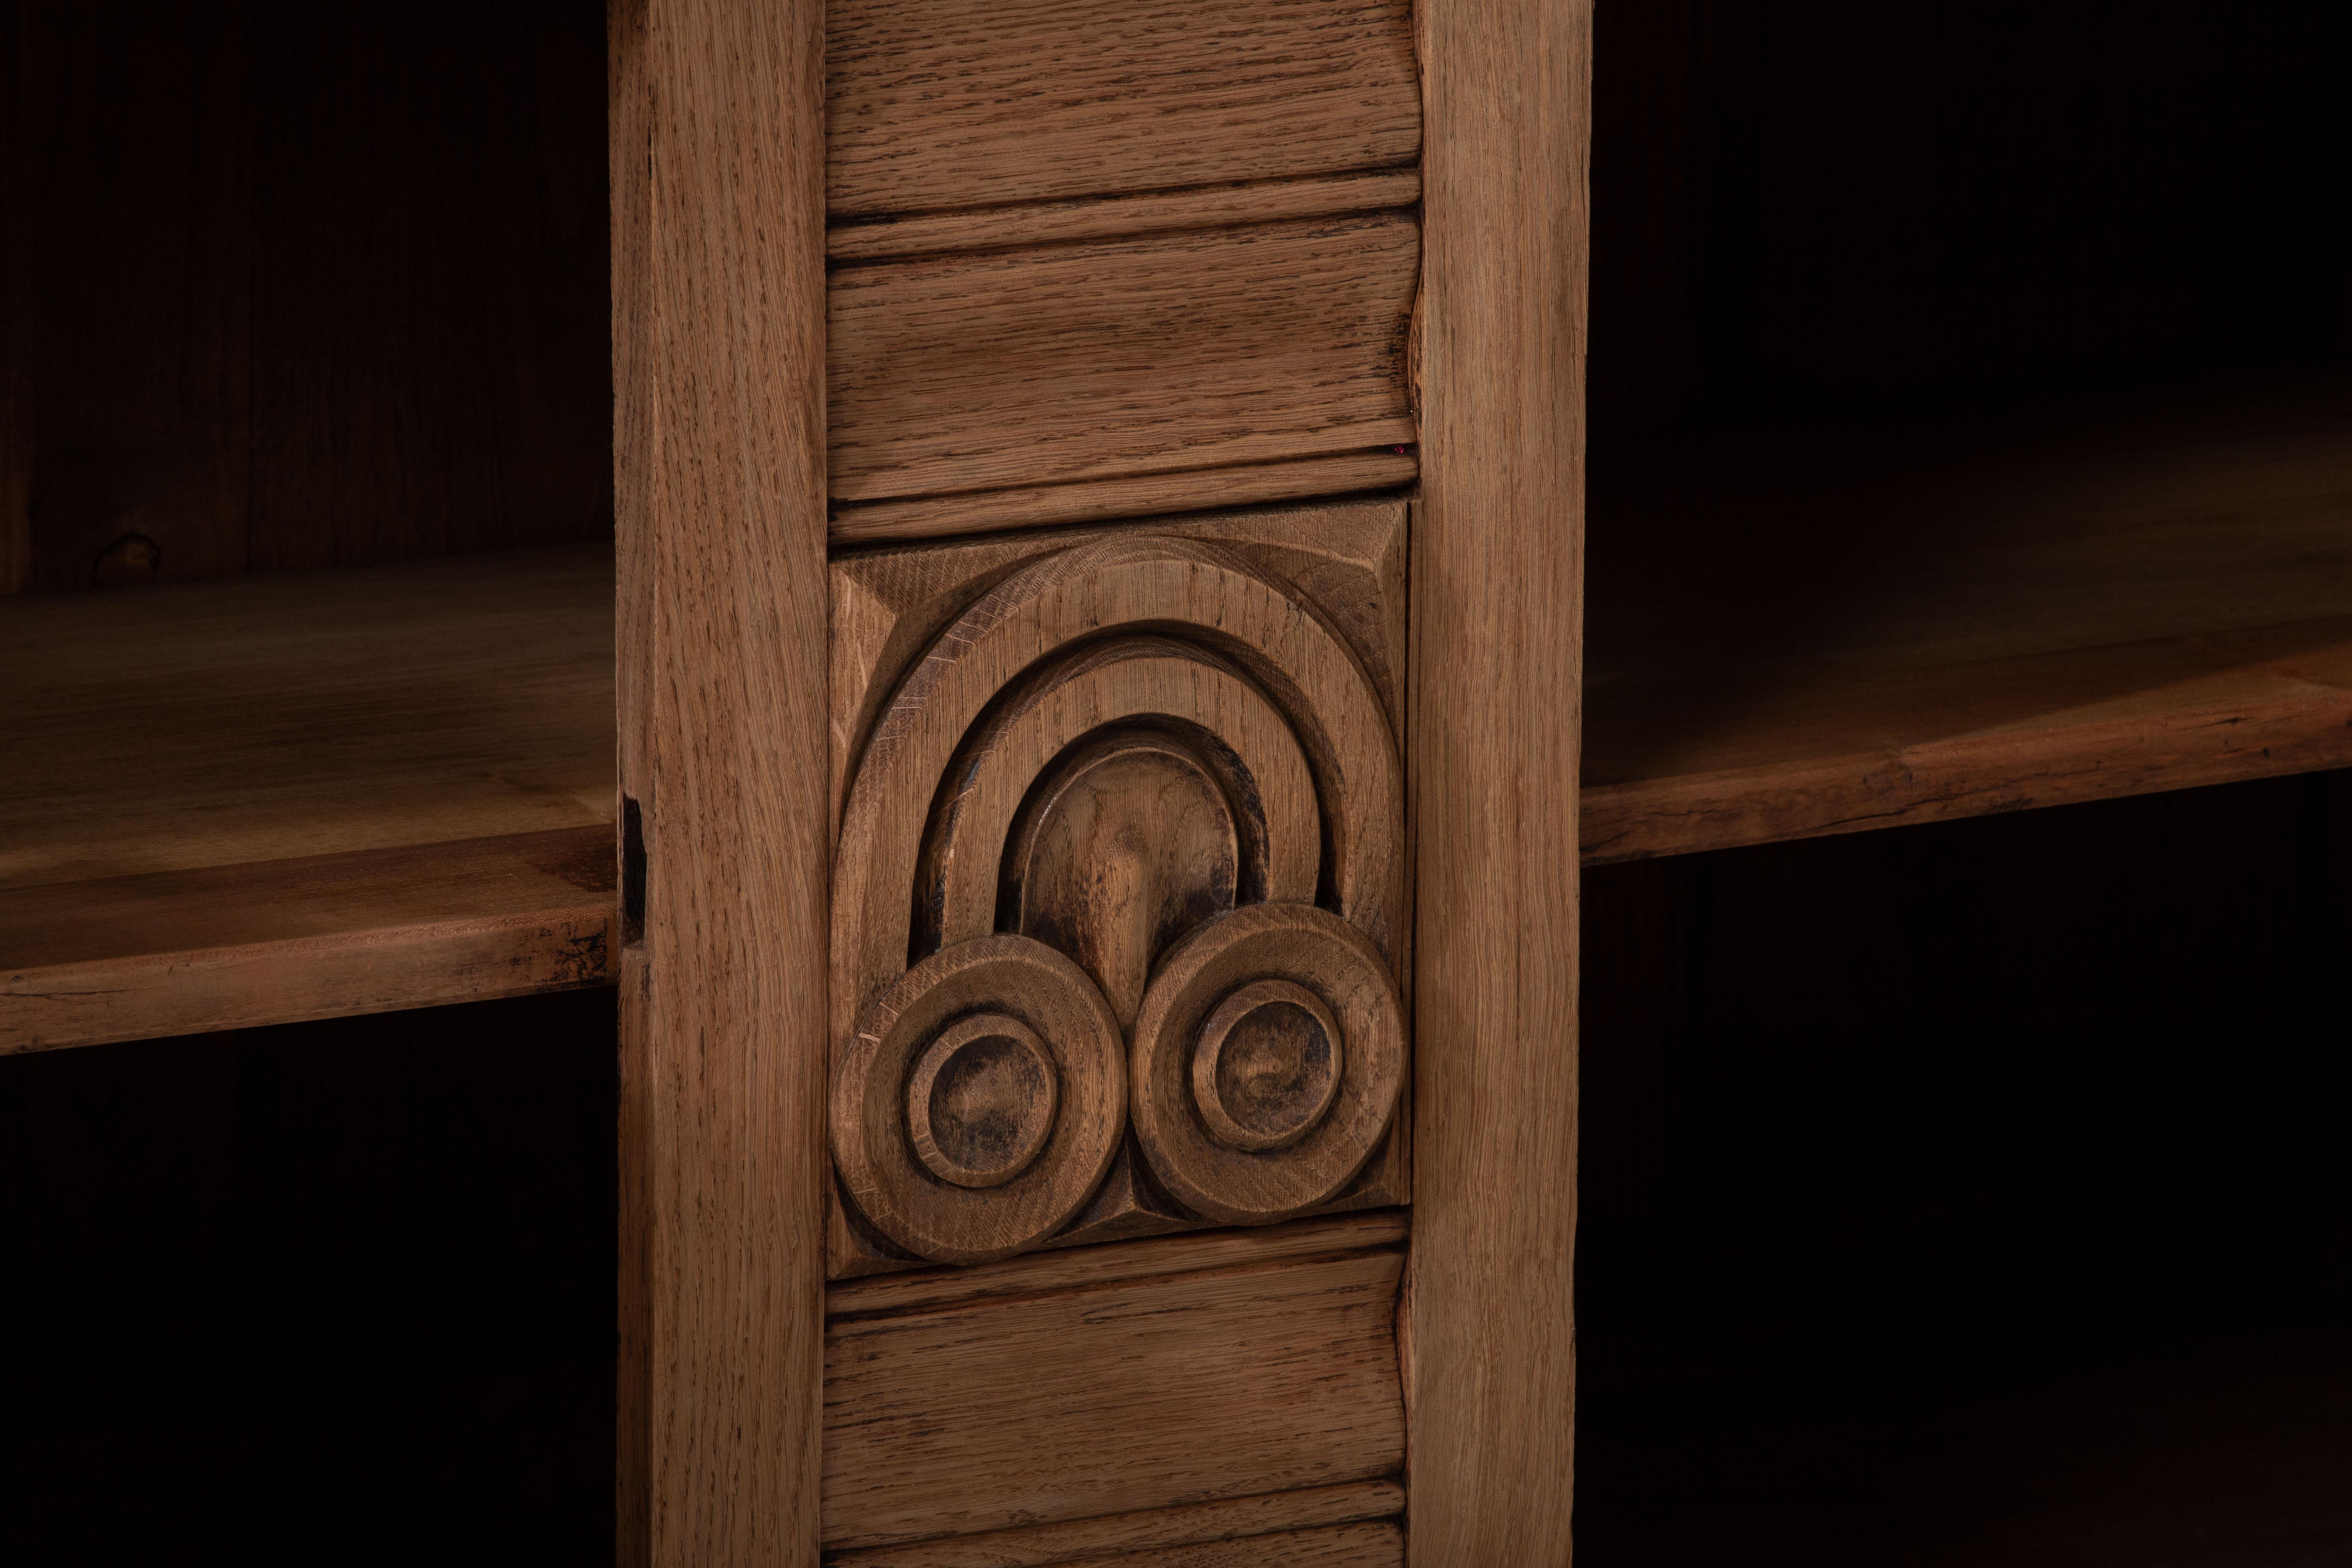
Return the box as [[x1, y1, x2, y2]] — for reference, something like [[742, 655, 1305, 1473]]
[[6, 2, 2349, 1564]]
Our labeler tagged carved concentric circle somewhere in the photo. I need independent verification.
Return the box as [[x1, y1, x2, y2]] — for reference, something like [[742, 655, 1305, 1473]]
[[1190, 979, 1343, 1153], [832, 935, 1124, 1264], [906, 1014, 1060, 1189], [1130, 903, 1403, 1225]]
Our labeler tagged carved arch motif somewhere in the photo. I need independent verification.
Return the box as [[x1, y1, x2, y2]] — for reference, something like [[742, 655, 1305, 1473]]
[[829, 516, 1410, 1271]]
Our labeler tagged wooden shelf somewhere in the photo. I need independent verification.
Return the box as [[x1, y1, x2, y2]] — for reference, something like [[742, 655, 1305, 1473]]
[[1583, 369, 2352, 863], [2, 545, 615, 1051]]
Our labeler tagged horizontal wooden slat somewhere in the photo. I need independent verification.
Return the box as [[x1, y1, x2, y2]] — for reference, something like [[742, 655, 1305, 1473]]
[[829, 451, 1417, 545], [828, 1211, 1408, 1318], [0, 546, 616, 1046], [827, 170, 1422, 263], [1, 544, 614, 890], [823, 1481, 1403, 1568], [822, 1242, 1405, 1550], [827, 0, 1418, 218], [0, 827, 613, 1052], [827, 214, 1418, 508], [1583, 371, 2352, 862]]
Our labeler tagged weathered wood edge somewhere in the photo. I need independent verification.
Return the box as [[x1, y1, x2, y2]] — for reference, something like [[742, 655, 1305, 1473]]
[[1583, 645, 2352, 866], [0, 827, 614, 1054], [1407, 0, 1589, 1560], [617, 0, 829, 1562]]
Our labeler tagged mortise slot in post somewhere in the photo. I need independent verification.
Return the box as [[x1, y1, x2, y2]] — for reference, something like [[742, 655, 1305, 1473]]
[[621, 795, 648, 949]]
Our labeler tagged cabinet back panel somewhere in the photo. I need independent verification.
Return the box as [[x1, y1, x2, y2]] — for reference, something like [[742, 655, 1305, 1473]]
[[1591, 0, 2352, 435], [18, 0, 611, 593]]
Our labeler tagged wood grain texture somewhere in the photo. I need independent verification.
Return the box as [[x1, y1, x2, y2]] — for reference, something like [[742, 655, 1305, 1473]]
[[1409, 0, 1589, 1559], [826, 170, 1422, 262], [823, 1481, 1403, 1568], [828, 523, 1408, 1271], [830, 501, 1409, 841], [0, 544, 612, 891], [828, 450, 1418, 545], [828, 214, 1418, 506], [827, 0, 1418, 218], [827, 1208, 1406, 1318], [1583, 373, 2352, 863], [822, 1244, 1405, 1551], [0, 827, 611, 1053], [609, 0, 654, 1557], [614, 0, 827, 1562]]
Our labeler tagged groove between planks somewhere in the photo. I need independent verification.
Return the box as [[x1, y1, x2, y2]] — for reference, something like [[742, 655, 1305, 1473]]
[[827, 170, 1422, 263], [822, 1480, 1403, 1568]]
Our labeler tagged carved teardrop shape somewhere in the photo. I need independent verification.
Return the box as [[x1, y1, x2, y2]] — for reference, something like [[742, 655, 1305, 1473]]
[[1006, 728, 1239, 1026]]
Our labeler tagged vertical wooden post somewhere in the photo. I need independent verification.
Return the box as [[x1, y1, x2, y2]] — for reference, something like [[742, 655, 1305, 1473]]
[[1409, 0, 1591, 1559], [613, 0, 828, 1562]]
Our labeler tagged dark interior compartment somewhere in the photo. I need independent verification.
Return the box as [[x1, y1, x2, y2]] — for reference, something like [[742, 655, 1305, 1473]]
[[10, 0, 611, 593], [1576, 770, 2352, 1563], [1590, 0, 2352, 440], [0, 990, 619, 1562]]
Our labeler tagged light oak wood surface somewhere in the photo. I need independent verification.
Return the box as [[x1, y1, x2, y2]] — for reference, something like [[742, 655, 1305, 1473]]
[[822, 1237, 1406, 1552], [830, 501, 1409, 834], [827, 214, 1418, 513], [1407, 0, 1590, 1559], [825, 1211, 1407, 1317], [1, 827, 609, 1054], [823, 1482, 1403, 1568], [609, 1, 654, 1556], [1584, 372, 2352, 862], [613, 0, 827, 1561], [827, 0, 1418, 218], [828, 450, 1418, 545], [827, 515, 1409, 1273]]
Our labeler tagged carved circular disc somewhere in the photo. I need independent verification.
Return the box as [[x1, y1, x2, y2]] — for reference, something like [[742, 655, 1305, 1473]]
[[1131, 903, 1403, 1225], [833, 935, 1124, 1264], [1190, 980, 1343, 1153], [906, 1014, 1060, 1188]]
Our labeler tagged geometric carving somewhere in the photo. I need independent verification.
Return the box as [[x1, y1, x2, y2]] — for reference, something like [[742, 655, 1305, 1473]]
[[834, 936, 1125, 1265], [828, 503, 1412, 1274], [1132, 903, 1405, 1224]]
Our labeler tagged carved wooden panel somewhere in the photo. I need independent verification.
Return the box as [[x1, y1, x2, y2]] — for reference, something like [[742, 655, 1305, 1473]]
[[827, 0, 1420, 219], [827, 213, 1419, 516], [821, 1216, 1407, 1550], [828, 500, 1409, 1274]]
